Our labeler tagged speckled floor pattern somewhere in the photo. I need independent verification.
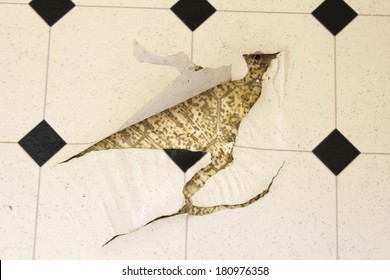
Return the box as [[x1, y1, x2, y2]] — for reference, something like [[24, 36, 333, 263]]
[[0, 0, 389, 259]]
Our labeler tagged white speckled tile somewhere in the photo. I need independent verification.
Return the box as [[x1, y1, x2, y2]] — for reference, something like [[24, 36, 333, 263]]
[[338, 155, 390, 259], [0, 144, 39, 259], [337, 16, 390, 153], [208, 0, 322, 13], [73, 0, 176, 8], [0, 4, 48, 142], [187, 148, 336, 259], [34, 148, 185, 259], [45, 7, 191, 143], [347, 0, 390, 15]]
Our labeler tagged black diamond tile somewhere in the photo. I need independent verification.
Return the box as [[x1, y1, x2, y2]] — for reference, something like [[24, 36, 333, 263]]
[[313, 129, 360, 175], [29, 0, 75, 27], [19, 120, 66, 166], [171, 0, 216, 31], [312, 0, 358, 36], [164, 149, 206, 172]]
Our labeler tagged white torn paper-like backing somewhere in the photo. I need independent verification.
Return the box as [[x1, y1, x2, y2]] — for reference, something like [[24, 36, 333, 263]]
[[119, 41, 232, 129]]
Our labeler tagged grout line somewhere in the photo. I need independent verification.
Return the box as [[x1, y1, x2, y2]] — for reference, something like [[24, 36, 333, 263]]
[[184, 174, 188, 260], [235, 145, 312, 153], [190, 32, 194, 62], [359, 14, 390, 17], [0, 2, 28, 5], [66, 142, 96, 145], [335, 176, 339, 260], [64, 146, 390, 155], [42, 29, 51, 119], [0, 141, 17, 144], [218, 9, 310, 15], [334, 37, 338, 128], [360, 152, 390, 156], [32, 168, 42, 260], [76, 4, 169, 10], [184, 216, 189, 260]]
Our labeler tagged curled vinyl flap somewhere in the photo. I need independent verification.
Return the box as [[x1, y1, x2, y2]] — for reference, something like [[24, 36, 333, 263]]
[[119, 41, 232, 129]]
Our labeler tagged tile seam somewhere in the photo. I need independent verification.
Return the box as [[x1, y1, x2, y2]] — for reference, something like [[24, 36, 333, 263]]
[[186, 32, 193, 261], [184, 216, 189, 260], [235, 145, 312, 153], [32, 167, 42, 260], [62, 147, 390, 155], [184, 174, 188, 260], [334, 37, 338, 128], [76, 5, 169, 10], [217, 9, 310, 15], [0, 2, 27, 5], [335, 176, 339, 260], [42, 29, 51, 119], [66, 142, 96, 145], [191, 32, 194, 62], [182, 20, 190, 255], [359, 14, 390, 17], [360, 152, 390, 156]]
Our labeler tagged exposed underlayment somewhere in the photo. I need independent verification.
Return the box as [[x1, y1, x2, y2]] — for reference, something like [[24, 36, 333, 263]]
[[64, 52, 281, 230]]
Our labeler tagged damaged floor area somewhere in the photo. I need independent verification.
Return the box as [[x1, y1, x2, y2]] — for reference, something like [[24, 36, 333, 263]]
[[66, 52, 282, 223], [1, 0, 389, 260]]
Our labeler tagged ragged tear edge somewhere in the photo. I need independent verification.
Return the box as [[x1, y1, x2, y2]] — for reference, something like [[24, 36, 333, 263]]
[[270, 51, 290, 108], [214, 38, 291, 103], [184, 52, 289, 206], [104, 161, 285, 248], [260, 51, 290, 148], [132, 40, 192, 74], [119, 42, 289, 131], [230, 50, 291, 149], [101, 52, 287, 246]]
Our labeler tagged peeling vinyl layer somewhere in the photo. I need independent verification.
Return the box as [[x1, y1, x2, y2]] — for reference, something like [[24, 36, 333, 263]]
[[64, 51, 281, 227]]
